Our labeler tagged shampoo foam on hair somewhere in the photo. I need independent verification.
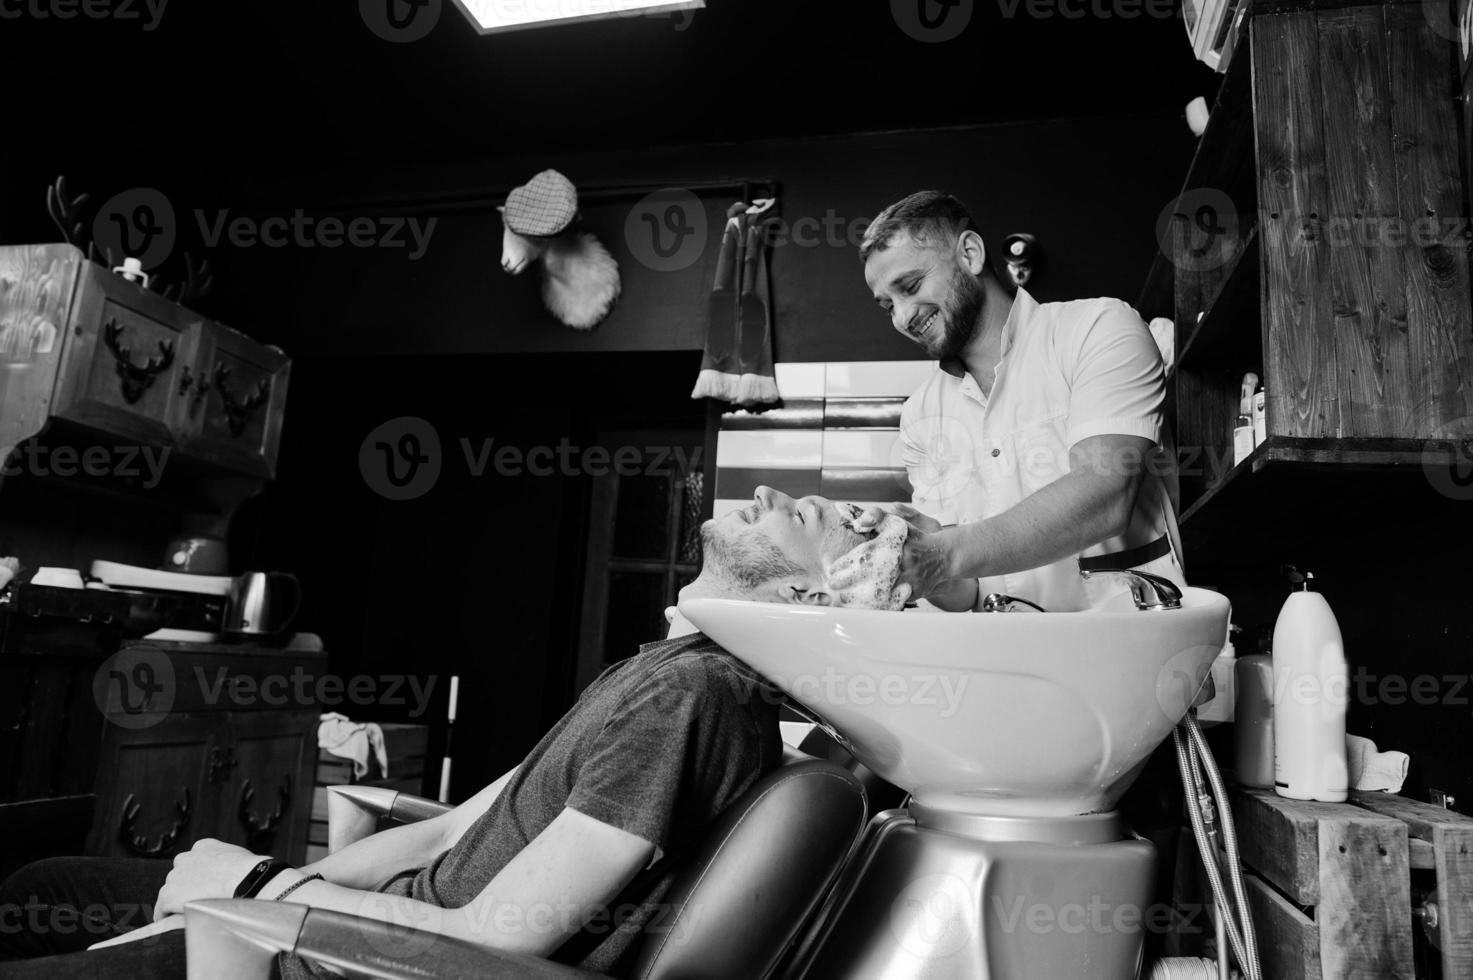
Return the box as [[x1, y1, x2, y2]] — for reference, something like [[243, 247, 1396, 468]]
[[1272, 567, 1349, 802]]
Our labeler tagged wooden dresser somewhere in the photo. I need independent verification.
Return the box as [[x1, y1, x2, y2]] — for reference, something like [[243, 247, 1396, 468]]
[[0, 588, 325, 878]]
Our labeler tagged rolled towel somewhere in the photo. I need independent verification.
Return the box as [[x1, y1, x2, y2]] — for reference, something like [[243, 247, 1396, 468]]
[[1345, 733, 1409, 793], [822, 505, 912, 611]]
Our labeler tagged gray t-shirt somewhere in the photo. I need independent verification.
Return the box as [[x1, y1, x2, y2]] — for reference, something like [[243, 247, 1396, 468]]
[[281, 632, 781, 979]]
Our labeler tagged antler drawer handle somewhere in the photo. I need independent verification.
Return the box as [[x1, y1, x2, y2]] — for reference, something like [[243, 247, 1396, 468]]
[[103, 319, 174, 404]]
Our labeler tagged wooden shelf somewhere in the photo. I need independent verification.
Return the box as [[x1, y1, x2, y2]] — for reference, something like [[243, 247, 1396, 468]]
[[1177, 33, 1257, 201], [1179, 436, 1468, 564], [1136, 35, 1256, 323], [1136, 252, 1175, 322], [1173, 224, 1260, 376]]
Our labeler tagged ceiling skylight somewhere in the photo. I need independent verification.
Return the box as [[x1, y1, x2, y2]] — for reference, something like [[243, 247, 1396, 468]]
[[452, 0, 706, 35]]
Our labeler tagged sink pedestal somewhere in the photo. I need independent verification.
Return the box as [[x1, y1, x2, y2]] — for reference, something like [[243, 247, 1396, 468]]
[[795, 809, 1156, 980]]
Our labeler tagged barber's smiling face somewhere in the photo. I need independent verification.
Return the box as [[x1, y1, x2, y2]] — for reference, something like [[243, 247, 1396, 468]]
[[723, 486, 868, 573], [864, 232, 986, 359]]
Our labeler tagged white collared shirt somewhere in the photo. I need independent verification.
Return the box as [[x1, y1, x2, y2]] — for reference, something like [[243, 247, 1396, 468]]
[[900, 288, 1185, 612]]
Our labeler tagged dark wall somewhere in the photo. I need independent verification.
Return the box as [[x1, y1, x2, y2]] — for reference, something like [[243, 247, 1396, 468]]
[[206, 114, 1199, 361], [231, 350, 708, 796]]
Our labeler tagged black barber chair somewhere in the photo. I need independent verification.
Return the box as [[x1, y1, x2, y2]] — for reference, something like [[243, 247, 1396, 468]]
[[183, 746, 868, 980]]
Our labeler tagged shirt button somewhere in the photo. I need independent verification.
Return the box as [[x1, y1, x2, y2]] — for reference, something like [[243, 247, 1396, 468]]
[[991, 449, 1001, 458]]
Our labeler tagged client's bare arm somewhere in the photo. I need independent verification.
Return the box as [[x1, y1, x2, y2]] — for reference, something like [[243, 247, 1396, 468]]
[[300, 766, 521, 889]]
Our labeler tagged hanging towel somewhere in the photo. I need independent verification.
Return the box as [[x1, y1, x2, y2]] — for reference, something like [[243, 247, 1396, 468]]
[[691, 200, 781, 408], [318, 712, 389, 781]]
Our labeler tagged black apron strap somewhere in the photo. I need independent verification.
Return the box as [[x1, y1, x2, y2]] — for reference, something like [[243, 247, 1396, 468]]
[[1077, 534, 1172, 573]]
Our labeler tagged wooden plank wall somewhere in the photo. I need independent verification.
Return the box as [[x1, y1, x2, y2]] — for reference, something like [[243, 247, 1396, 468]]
[[1253, 2, 1473, 442]]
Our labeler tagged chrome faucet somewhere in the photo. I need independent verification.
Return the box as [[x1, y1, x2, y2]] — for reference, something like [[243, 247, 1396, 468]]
[[980, 593, 1045, 613], [1079, 569, 1184, 611]]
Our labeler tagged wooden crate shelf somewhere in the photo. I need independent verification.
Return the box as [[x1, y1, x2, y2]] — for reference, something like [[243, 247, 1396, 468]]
[[306, 723, 429, 864], [1229, 785, 1473, 979]]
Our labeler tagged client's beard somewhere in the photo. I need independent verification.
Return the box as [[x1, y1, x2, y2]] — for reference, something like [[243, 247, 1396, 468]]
[[927, 267, 986, 359]]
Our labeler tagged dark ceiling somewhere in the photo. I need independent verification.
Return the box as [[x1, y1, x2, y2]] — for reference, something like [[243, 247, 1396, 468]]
[[1, 0, 1216, 179]]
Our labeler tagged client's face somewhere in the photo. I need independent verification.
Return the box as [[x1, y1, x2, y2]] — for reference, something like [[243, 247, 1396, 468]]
[[722, 487, 867, 573], [692, 487, 870, 604]]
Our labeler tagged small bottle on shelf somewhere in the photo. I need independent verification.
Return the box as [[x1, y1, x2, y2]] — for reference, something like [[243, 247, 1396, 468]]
[[1234, 625, 1275, 788], [1233, 414, 1254, 466], [1252, 381, 1266, 445]]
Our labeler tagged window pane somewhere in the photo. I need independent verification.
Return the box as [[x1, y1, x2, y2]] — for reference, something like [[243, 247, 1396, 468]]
[[604, 570, 668, 665], [611, 473, 671, 560], [679, 470, 704, 567]]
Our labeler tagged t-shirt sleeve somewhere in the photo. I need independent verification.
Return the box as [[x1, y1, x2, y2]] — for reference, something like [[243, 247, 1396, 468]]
[[565, 659, 761, 861], [1060, 301, 1166, 450]]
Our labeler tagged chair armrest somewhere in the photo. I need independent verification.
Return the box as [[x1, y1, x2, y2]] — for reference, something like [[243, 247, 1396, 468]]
[[184, 899, 603, 980], [327, 786, 455, 854]]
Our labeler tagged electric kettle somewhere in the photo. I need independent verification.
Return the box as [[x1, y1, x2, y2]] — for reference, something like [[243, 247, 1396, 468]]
[[223, 572, 301, 636]]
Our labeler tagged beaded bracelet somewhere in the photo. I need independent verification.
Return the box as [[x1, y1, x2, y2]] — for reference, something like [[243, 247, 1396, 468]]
[[272, 873, 324, 902]]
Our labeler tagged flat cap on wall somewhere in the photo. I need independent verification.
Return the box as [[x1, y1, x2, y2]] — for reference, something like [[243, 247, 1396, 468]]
[[502, 170, 578, 237]]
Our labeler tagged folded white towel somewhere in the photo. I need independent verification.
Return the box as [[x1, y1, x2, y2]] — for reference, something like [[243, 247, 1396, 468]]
[[1345, 733, 1409, 793], [318, 712, 389, 780]]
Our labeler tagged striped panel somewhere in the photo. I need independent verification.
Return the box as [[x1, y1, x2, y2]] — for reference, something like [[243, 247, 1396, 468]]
[[715, 430, 823, 469], [819, 469, 912, 502], [721, 399, 825, 430], [825, 360, 935, 398], [823, 397, 906, 429], [822, 430, 902, 469], [713, 360, 933, 509], [774, 362, 825, 398], [717, 467, 823, 500]]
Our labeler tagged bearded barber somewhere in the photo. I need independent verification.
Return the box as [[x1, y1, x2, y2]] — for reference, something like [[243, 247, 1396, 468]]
[[854, 190, 1185, 612]]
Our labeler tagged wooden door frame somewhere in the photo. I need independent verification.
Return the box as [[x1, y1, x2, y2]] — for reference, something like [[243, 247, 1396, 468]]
[[573, 426, 706, 694]]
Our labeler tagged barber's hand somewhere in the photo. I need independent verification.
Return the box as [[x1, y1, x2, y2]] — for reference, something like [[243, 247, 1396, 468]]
[[893, 525, 958, 600], [850, 502, 943, 536], [154, 838, 268, 920]]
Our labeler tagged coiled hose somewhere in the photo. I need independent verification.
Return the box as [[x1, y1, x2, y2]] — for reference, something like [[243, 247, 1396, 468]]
[[1172, 710, 1261, 980]]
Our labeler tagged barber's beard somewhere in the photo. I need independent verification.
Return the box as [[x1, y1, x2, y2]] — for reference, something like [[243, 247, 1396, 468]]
[[926, 268, 986, 359]]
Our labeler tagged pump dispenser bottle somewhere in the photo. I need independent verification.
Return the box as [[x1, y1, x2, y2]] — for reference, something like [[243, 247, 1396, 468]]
[[1234, 627, 1275, 788], [1272, 567, 1349, 802]]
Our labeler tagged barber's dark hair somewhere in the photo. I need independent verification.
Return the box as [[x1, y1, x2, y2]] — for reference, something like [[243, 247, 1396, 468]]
[[860, 190, 995, 277], [700, 523, 805, 592]]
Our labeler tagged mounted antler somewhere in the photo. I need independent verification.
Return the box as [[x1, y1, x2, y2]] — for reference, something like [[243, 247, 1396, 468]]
[[45, 176, 89, 249], [154, 252, 215, 307], [45, 175, 117, 267]]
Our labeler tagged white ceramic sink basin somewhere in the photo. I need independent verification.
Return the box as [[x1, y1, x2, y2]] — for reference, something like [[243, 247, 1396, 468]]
[[681, 588, 1230, 818]]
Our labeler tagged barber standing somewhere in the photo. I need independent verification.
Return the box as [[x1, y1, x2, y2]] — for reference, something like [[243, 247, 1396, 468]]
[[854, 191, 1184, 612]]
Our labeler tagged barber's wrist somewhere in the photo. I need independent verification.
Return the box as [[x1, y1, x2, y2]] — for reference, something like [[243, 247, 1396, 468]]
[[939, 526, 973, 581]]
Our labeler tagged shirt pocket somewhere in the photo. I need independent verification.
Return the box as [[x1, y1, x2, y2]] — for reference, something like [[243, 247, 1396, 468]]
[[1005, 415, 1069, 497]]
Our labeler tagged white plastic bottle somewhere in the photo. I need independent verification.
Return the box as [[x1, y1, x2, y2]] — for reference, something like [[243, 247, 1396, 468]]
[[1198, 623, 1239, 725], [1272, 568, 1349, 802]]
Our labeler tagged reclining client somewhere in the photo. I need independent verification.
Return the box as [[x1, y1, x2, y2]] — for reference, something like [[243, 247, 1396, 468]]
[[0, 487, 913, 980]]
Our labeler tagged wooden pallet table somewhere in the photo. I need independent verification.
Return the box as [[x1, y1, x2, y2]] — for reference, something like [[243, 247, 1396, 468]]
[[1228, 786, 1473, 980]]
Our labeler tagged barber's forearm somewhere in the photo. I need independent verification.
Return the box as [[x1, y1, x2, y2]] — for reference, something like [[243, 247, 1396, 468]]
[[300, 817, 448, 889], [943, 473, 1131, 582]]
